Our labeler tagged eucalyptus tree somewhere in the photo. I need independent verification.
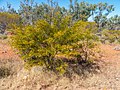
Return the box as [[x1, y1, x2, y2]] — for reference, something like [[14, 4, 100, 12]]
[[7, 3, 17, 14], [32, 3, 44, 21], [18, 0, 34, 25], [0, 7, 6, 12], [93, 3, 114, 31], [106, 15, 120, 30], [78, 2, 93, 21], [44, 0, 61, 25], [69, 0, 96, 22], [34, 0, 67, 25], [18, 0, 115, 30], [0, 3, 16, 13]]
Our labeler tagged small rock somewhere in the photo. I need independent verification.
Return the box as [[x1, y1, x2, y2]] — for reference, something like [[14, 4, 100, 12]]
[[114, 46, 120, 51]]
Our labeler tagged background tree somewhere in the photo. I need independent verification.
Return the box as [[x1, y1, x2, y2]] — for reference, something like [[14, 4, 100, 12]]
[[69, 0, 94, 21], [7, 3, 17, 14], [106, 15, 120, 30], [93, 3, 114, 31], [18, 0, 34, 25]]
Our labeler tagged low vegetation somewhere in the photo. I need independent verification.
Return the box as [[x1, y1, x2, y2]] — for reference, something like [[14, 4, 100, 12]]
[[101, 30, 120, 44], [11, 18, 99, 74]]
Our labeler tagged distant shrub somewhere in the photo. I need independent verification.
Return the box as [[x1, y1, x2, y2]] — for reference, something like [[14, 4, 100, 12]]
[[0, 12, 20, 34], [101, 30, 120, 43], [0, 34, 7, 39], [11, 18, 99, 74]]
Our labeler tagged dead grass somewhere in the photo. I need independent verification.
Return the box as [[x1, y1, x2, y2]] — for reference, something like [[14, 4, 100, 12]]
[[0, 58, 101, 90]]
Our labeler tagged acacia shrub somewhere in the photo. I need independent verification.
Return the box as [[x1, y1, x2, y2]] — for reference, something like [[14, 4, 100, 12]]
[[11, 19, 99, 74]]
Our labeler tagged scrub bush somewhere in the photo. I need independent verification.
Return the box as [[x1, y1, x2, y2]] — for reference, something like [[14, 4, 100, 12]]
[[11, 18, 98, 74], [101, 30, 120, 43]]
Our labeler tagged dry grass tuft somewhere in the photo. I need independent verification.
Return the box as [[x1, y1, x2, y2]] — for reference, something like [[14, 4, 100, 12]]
[[0, 58, 102, 90]]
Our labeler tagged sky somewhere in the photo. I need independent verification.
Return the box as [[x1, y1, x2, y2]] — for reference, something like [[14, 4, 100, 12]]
[[0, 0, 120, 17]]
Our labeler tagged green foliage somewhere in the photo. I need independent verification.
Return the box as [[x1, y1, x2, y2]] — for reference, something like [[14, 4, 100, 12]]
[[11, 18, 99, 74], [18, 0, 115, 27], [69, 1, 97, 21], [106, 15, 120, 30], [0, 12, 20, 34], [94, 3, 114, 30], [101, 30, 120, 43]]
